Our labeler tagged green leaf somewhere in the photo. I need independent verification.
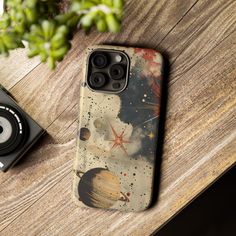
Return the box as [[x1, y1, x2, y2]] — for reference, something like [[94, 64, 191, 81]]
[[0, 0, 125, 69], [105, 13, 121, 32]]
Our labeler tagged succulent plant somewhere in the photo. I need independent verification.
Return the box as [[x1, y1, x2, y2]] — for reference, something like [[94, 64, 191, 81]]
[[71, 0, 123, 32], [0, 0, 124, 69], [25, 20, 71, 69], [0, 12, 24, 55]]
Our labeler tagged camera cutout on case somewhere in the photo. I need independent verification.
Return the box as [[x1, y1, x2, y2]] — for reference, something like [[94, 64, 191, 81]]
[[86, 49, 130, 94]]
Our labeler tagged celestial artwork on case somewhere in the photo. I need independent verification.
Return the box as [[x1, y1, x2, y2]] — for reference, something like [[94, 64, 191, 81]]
[[73, 46, 163, 212], [76, 168, 130, 209]]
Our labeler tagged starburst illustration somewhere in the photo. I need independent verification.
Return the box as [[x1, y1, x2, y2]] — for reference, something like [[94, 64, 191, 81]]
[[136, 73, 161, 125], [136, 102, 161, 124], [109, 124, 131, 156], [147, 131, 155, 140]]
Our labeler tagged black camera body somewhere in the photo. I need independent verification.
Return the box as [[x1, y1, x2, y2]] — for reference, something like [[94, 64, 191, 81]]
[[0, 87, 45, 172]]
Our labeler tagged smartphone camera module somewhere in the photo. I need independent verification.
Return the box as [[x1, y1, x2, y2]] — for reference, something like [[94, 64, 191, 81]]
[[0, 87, 45, 172], [87, 50, 130, 93]]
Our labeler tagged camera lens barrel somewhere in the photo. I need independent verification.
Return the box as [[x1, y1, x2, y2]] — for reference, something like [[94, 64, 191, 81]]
[[89, 72, 107, 89], [92, 53, 108, 68], [0, 104, 28, 156], [109, 64, 125, 80]]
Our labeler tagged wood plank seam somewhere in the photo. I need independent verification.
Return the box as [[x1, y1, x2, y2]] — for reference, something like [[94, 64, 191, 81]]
[[170, 0, 236, 73], [152, 163, 236, 235], [156, 0, 200, 47], [9, 63, 42, 91], [0, 163, 72, 232], [170, 26, 236, 86]]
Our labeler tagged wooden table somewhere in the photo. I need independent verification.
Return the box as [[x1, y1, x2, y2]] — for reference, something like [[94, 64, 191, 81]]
[[0, 1, 236, 235]]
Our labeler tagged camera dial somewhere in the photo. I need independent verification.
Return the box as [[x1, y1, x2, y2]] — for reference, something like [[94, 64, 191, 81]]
[[0, 104, 28, 156]]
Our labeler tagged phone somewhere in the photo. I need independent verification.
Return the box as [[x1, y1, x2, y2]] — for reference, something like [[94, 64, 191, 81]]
[[72, 45, 163, 212]]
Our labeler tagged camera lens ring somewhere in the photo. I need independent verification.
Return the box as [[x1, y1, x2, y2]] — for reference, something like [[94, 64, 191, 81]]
[[91, 53, 108, 69], [109, 64, 125, 80], [89, 72, 107, 89], [0, 104, 28, 156]]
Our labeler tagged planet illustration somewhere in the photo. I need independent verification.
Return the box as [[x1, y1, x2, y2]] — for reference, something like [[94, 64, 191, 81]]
[[93, 118, 107, 134], [94, 118, 104, 129], [79, 127, 91, 141], [76, 168, 129, 208]]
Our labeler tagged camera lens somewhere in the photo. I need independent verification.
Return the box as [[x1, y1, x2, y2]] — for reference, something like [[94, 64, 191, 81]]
[[89, 73, 107, 89], [109, 64, 125, 80], [0, 104, 28, 155], [0, 117, 12, 144], [91, 53, 108, 68]]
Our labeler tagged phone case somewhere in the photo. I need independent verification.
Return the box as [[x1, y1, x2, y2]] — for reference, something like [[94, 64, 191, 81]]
[[73, 45, 163, 212]]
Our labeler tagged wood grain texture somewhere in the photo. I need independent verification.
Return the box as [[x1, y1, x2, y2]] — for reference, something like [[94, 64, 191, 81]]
[[0, 0, 236, 235], [0, 48, 40, 89]]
